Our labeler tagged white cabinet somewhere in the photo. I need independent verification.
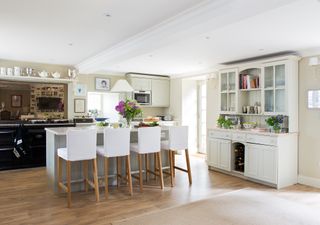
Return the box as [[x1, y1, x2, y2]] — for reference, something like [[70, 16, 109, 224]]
[[245, 143, 277, 184], [152, 79, 170, 107], [263, 62, 287, 114], [127, 74, 170, 107], [207, 129, 297, 189], [130, 78, 152, 91], [218, 56, 299, 132], [208, 139, 219, 167], [244, 144, 259, 178], [219, 140, 231, 171], [207, 138, 231, 171]]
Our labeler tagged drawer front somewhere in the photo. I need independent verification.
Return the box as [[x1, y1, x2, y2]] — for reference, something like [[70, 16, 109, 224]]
[[232, 133, 246, 142], [208, 130, 231, 140], [246, 134, 277, 146]]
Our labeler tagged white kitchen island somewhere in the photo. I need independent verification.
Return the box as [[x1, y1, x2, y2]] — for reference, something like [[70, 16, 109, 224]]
[[45, 126, 169, 193]]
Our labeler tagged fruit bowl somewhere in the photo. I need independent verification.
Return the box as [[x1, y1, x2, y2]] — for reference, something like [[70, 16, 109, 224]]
[[243, 122, 257, 129]]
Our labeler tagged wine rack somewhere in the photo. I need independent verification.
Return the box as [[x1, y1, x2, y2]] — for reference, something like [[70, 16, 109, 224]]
[[232, 143, 245, 173]]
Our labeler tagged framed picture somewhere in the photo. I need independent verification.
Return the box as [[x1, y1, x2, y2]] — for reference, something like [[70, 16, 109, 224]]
[[74, 99, 85, 113], [95, 78, 110, 91], [74, 83, 87, 96], [308, 90, 320, 109], [11, 95, 22, 108]]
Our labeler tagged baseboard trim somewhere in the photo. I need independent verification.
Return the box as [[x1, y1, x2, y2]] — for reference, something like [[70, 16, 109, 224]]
[[298, 175, 320, 188]]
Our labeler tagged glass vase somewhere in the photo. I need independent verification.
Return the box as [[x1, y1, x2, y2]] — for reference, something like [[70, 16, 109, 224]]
[[125, 118, 132, 128]]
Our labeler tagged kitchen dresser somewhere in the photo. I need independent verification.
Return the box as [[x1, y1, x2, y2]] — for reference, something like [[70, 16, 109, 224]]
[[208, 55, 299, 189]]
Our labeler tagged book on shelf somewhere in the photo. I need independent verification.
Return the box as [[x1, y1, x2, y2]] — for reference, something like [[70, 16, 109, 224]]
[[240, 74, 260, 89]]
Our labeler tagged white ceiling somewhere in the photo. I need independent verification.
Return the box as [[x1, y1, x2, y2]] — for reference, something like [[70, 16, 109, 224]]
[[100, 0, 320, 77], [1, 0, 320, 77], [0, 0, 204, 65]]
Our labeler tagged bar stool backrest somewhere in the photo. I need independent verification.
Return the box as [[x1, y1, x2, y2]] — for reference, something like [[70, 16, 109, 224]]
[[66, 128, 97, 161], [169, 126, 188, 150], [138, 126, 161, 154], [103, 128, 131, 157]]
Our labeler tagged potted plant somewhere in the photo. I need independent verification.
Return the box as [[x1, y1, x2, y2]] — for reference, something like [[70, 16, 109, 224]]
[[265, 115, 284, 133], [217, 116, 225, 128], [115, 99, 142, 127], [223, 119, 232, 129]]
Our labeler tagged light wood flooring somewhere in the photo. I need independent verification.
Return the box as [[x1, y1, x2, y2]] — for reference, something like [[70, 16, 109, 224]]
[[1, 155, 320, 225]]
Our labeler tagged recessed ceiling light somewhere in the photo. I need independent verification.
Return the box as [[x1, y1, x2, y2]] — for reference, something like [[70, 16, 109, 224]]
[[104, 13, 112, 17]]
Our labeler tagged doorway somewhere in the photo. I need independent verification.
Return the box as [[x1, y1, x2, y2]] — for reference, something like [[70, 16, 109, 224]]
[[198, 80, 207, 154]]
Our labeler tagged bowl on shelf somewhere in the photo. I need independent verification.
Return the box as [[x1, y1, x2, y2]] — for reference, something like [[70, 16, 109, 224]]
[[52, 72, 61, 79], [94, 117, 108, 122], [242, 122, 257, 129]]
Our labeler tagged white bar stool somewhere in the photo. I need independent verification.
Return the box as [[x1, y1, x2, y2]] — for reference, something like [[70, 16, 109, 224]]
[[57, 128, 99, 208], [130, 127, 163, 191], [161, 126, 192, 186], [97, 128, 133, 199]]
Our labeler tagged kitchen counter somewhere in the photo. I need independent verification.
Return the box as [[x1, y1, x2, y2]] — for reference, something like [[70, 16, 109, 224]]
[[0, 120, 75, 128], [45, 126, 169, 135], [211, 127, 297, 137]]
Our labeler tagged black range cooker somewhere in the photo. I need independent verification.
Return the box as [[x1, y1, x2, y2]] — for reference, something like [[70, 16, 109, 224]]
[[0, 120, 75, 171]]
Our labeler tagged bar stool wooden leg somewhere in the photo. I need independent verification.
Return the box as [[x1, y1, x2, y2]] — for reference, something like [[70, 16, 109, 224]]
[[104, 157, 109, 199], [157, 152, 164, 190], [83, 160, 88, 192], [138, 154, 143, 192], [92, 159, 100, 202], [117, 157, 121, 188], [172, 151, 176, 177], [126, 155, 133, 196], [168, 150, 174, 187], [57, 155, 62, 193], [185, 149, 192, 185], [145, 154, 149, 181], [154, 153, 158, 180], [66, 160, 71, 208]]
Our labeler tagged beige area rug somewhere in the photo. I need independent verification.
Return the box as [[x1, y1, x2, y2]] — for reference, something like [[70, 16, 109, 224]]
[[112, 189, 320, 225]]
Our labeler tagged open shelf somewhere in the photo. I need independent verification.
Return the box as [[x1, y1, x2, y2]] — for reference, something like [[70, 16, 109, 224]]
[[0, 75, 75, 83], [239, 88, 261, 92]]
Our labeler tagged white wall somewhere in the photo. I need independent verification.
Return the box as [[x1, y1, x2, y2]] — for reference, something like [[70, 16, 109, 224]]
[[206, 76, 219, 129], [167, 78, 182, 123], [298, 56, 320, 184]]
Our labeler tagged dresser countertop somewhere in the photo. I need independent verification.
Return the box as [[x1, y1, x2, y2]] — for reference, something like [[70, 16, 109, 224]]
[[209, 127, 297, 137]]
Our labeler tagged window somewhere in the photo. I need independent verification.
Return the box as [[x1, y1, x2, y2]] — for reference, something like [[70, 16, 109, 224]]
[[87, 92, 120, 122]]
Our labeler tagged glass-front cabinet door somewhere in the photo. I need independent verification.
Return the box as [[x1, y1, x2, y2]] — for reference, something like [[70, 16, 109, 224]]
[[263, 63, 286, 114], [228, 71, 236, 92], [220, 72, 228, 92], [219, 69, 237, 113]]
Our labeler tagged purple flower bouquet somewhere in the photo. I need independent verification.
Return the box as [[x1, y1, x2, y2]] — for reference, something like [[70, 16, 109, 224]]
[[115, 99, 142, 127]]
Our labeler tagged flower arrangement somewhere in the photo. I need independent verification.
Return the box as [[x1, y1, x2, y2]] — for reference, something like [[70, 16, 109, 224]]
[[265, 115, 284, 133], [115, 99, 142, 126]]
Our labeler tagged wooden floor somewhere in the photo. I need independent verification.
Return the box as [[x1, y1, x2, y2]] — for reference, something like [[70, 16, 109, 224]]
[[1, 155, 320, 225]]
